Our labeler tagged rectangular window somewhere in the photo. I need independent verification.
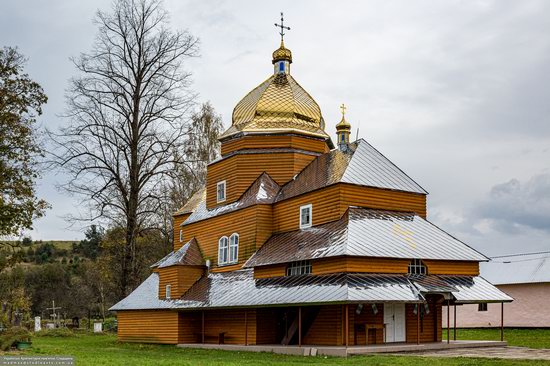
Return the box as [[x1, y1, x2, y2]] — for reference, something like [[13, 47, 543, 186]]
[[287, 260, 312, 276], [179, 229, 183, 242], [217, 181, 226, 203], [478, 303, 488, 312], [165, 285, 171, 299], [299, 204, 312, 229]]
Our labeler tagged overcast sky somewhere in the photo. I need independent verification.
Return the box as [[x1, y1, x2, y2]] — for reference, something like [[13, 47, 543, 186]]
[[1, 0, 549, 257]]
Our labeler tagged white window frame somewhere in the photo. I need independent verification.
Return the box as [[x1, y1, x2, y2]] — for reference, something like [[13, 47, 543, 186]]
[[165, 284, 171, 299], [299, 204, 312, 229], [216, 180, 226, 203], [179, 229, 183, 242], [287, 260, 312, 276], [408, 259, 427, 275], [229, 233, 239, 264], [218, 236, 229, 265]]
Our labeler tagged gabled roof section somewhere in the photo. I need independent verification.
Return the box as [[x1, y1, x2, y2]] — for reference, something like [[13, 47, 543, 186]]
[[151, 238, 204, 268], [183, 173, 280, 225], [174, 187, 206, 216], [276, 139, 426, 201], [244, 207, 488, 267]]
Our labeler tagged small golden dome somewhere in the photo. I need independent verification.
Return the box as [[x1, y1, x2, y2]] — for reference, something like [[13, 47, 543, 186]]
[[272, 40, 292, 64], [336, 116, 351, 131]]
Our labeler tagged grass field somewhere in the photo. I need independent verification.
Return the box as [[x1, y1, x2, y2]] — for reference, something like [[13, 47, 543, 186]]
[[13, 330, 550, 366], [445, 328, 550, 349]]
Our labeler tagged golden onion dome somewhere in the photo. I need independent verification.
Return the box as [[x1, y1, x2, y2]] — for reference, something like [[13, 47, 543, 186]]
[[219, 42, 330, 141], [336, 115, 351, 132], [272, 40, 292, 64]]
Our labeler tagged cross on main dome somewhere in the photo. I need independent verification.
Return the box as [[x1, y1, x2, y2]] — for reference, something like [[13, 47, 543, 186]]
[[218, 20, 331, 144]]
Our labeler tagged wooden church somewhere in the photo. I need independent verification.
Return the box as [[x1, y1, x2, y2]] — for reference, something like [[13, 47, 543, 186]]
[[111, 24, 512, 348]]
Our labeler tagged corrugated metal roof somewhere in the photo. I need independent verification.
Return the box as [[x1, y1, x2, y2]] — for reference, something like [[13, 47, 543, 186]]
[[480, 253, 550, 285], [110, 271, 511, 311], [341, 139, 427, 194], [183, 173, 279, 225], [440, 276, 513, 303], [151, 238, 204, 268], [245, 207, 488, 267]]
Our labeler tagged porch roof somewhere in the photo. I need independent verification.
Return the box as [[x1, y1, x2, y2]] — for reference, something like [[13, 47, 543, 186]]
[[110, 270, 512, 311]]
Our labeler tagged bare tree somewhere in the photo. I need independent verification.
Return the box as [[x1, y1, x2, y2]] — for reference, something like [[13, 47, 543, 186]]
[[49, 0, 199, 297]]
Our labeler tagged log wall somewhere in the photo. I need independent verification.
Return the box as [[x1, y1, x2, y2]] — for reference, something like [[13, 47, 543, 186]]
[[117, 310, 180, 344], [157, 266, 205, 299], [206, 151, 317, 208]]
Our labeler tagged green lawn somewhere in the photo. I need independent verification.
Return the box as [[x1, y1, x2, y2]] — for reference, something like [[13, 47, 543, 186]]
[[445, 328, 550, 349], [13, 331, 550, 366]]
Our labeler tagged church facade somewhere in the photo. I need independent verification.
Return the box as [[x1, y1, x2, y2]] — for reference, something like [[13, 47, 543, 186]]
[[110, 36, 512, 347]]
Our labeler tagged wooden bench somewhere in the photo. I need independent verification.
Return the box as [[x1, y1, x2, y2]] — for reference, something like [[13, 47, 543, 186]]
[[195, 332, 226, 344], [354, 323, 385, 345]]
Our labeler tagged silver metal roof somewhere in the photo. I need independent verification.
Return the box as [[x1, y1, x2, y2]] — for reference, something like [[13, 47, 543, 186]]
[[245, 207, 488, 267], [109, 274, 180, 311], [480, 252, 550, 285], [342, 139, 427, 194], [181, 271, 425, 308], [151, 238, 204, 268], [183, 173, 279, 225], [441, 276, 513, 304], [110, 270, 511, 311]]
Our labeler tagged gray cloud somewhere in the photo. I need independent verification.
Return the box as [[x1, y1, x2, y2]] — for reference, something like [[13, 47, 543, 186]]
[[477, 174, 550, 233]]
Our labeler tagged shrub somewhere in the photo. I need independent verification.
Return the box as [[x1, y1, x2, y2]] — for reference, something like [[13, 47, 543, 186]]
[[103, 318, 117, 332], [35, 328, 76, 337], [0, 327, 32, 351]]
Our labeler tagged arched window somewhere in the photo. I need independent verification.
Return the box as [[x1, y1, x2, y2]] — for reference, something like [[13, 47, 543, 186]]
[[229, 233, 239, 263], [408, 259, 427, 275], [218, 236, 229, 265]]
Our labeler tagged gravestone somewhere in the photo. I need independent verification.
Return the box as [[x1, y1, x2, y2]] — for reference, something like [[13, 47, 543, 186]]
[[93, 322, 103, 333], [46, 323, 55, 329], [34, 316, 41, 332]]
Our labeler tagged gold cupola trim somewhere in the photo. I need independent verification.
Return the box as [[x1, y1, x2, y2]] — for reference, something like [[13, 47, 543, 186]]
[[336, 103, 352, 148]]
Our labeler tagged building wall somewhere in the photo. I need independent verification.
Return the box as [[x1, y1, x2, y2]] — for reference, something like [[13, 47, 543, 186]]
[[117, 310, 180, 344], [444, 283, 549, 328], [157, 266, 204, 299], [206, 151, 317, 208], [254, 257, 480, 279], [221, 135, 329, 156], [180, 205, 272, 270]]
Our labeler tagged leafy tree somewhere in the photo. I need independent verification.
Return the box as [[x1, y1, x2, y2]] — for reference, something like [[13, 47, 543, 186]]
[[0, 47, 48, 238], [49, 0, 199, 298], [77, 225, 104, 260]]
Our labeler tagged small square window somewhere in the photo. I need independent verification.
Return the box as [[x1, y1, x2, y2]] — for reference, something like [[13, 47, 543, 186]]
[[217, 181, 226, 203], [478, 303, 488, 312], [165, 285, 171, 299], [179, 229, 183, 242], [300, 204, 312, 229]]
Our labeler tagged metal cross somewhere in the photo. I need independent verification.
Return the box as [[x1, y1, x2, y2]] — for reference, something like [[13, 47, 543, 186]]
[[274, 12, 290, 41], [340, 103, 347, 117]]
